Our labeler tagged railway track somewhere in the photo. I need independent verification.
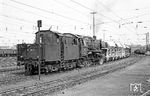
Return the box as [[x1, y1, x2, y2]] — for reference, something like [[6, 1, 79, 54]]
[[0, 57, 133, 86], [0, 66, 25, 86], [0, 57, 21, 73], [0, 56, 143, 96], [0, 66, 24, 73], [0, 57, 17, 68], [0, 69, 36, 86]]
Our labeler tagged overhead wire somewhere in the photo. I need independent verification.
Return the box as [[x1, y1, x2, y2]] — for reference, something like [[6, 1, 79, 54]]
[[3, 0, 117, 33], [1, 1, 96, 39], [0, 1, 92, 45], [0, 27, 35, 35], [51, 0, 103, 25], [52, 0, 88, 17], [70, 0, 94, 11], [118, 12, 150, 21], [0, 35, 34, 44], [2, 0, 149, 45], [69, 0, 131, 42], [9, 0, 90, 25], [70, 0, 119, 24], [114, 6, 150, 13], [0, 32, 34, 40], [97, 0, 140, 34], [0, 13, 57, 29], [0, 14, 91, 37], [0, 14, 34, 24], [1, 2, 79, 26], [0, 19, 36, 29], [96, 0, 123, 20], [94, 0, 144, 44]]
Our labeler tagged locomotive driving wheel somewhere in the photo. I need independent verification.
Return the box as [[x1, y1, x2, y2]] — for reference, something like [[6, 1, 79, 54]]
[[25, 64, 33, 75], [99, 58, 104, 65], [76, 60, 82, 68], [86, 60, 92, 67], [82, 61, 89, 67]]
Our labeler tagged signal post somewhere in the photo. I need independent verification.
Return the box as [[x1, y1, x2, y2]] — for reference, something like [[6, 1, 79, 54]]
[[37, 20, 42, 80]]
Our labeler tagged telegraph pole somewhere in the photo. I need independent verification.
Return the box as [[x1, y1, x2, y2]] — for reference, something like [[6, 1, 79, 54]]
[[146, 32, 149, 51], [90, 12, 97, 40], [37, 20, 42, 80]]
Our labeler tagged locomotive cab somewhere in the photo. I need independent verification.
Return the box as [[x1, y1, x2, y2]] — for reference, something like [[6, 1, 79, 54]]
[[35, 30, 62, 62], [19, 30, 63, 75]]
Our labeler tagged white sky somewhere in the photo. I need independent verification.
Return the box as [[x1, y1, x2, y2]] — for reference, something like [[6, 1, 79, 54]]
[[0, 0, 150, 46]]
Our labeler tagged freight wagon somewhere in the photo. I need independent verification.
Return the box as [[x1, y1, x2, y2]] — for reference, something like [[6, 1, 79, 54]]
[[0, 49, 17, 57]]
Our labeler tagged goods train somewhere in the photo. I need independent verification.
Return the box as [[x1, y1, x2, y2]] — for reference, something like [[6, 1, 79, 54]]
[[0, 49, 17, 57], [17, 29, 131, 75]]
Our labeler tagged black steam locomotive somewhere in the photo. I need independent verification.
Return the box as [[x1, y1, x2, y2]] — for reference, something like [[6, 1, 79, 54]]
[[17, 29, 130, 75]]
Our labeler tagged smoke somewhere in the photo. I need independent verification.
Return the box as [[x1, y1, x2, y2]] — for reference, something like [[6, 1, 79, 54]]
[[92, 0, 119, 33], [93, 0, 120, 12]]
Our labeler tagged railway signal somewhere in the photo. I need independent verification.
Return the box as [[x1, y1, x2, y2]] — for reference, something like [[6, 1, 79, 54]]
[[37, 20, 42, 80]]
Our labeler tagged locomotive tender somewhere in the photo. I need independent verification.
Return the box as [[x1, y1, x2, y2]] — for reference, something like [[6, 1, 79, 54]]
[[17, 29, 130, 75]]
